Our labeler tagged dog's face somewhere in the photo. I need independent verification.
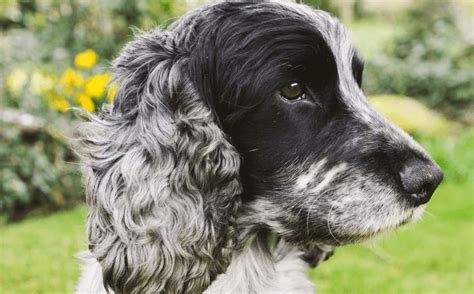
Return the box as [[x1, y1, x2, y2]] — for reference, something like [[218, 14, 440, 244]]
[[184, 1, 443, 246]]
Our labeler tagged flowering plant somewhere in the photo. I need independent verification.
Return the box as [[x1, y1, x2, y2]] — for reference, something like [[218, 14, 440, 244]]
[[1, 49, 117, 220], [5, 49, 116, 115]]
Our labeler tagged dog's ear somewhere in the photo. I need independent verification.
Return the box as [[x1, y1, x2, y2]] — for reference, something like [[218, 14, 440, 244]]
[[77, 29, 242, 293]]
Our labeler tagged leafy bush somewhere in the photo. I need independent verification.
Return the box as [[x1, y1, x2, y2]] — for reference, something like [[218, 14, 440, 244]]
[[4, 49, 114, 116], [0, 1, 186, 221], [303, 0, 340, 16], [0, 0, 186, 62], [0, 48, 116, 221], [0, 117, 82, 221], [364, 0, 474, 119]]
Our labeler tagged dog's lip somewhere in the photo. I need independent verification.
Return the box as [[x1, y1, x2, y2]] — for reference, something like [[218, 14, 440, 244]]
[[350, 206, 425, 241]]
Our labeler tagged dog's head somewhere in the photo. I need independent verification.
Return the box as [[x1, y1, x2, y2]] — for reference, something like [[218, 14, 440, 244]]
[[78, 0, 443, 292], [179, 1, 443, 245]]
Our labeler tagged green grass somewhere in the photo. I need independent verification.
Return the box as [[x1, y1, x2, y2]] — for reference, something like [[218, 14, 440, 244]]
[[0, 207, 88, 294], [1, 182, 472, 293]]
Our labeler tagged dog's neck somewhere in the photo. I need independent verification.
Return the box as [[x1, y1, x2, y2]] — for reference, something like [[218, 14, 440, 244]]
[[76, 231, 322, 294], [204, 232, 315, 293]]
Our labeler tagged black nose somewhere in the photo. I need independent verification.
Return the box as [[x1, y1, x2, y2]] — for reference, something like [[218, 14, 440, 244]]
[[399, 158, 444, 206]]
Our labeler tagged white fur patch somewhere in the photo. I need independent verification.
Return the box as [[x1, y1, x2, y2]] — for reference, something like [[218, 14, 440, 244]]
[[309, 162, 347, 195], [411, 205, 426, 221], [75, 251, 109, 294], [295, 159, 327, 190], [205, 240, 314, 294]]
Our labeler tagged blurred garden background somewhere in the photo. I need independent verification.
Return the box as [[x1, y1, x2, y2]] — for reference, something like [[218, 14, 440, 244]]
[[0, 0, 473, 293]]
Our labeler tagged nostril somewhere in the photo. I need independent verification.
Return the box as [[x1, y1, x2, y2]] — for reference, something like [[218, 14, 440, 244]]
[[399, 158, 444, 206]]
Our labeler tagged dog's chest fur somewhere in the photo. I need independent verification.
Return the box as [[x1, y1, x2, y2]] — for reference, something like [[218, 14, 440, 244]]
[[205, 240, 314, 294], [76, 240, 315, 294]]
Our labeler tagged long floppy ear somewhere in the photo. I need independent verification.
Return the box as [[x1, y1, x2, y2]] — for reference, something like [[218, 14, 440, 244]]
[[76, 29, 242, 293]]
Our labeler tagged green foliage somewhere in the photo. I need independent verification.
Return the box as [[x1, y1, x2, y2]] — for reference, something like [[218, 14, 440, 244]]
[[349, 18, 400, 59], [302, 0, 340, 16], [0, 123, 82, 221], [364, 0, 474, 119], [0, 0, 186, 220], [0, 0, 186, 72]]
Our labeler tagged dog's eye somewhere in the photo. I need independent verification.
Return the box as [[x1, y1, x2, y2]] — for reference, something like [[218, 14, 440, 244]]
[[280, 82, 305, 101]]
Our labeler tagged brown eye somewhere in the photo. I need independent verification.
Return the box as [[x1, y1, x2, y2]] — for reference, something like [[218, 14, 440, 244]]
[[280, 82, 305, 101]]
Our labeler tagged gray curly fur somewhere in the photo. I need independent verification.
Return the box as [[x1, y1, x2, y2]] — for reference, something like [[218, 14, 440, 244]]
[[76, 27, 242, 293]]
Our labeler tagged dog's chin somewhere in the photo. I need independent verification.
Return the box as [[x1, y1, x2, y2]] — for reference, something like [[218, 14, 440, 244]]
[[336, 204, 427, 245]]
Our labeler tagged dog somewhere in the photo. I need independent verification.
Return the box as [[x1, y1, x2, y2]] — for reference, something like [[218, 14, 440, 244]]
[[75, 1, 443, 293]]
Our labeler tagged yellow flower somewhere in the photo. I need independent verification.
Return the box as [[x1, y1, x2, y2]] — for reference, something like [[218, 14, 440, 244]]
[[6, 68, 28, 96], [30, 71, 55, 96], [74, 49, 98, 69], [60, 69, 84, 93], [107, 83, 118, 102], [76, 94, 95, 112], [84, 73, 111, 98], [50, 96, 70, 112]]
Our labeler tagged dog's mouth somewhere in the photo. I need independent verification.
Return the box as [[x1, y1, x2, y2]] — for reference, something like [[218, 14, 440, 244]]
[[341, 205, 426, 243], [239, 191, 427, 248], [309, 203, 427, 247]]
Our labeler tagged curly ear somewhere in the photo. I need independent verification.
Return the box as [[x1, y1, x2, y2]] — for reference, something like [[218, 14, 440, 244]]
[[76, 29, 242, 293]]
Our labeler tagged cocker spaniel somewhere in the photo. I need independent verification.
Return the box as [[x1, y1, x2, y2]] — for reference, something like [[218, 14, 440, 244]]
[[75, 1, 443, 293]]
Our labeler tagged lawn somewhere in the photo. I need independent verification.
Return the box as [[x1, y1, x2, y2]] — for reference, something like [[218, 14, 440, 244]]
[[0, 206, 88, 294], [1, 182, 472, 294]]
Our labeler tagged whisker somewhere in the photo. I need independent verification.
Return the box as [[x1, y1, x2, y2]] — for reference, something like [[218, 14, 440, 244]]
[[304, 187, 340, 234], [327, 202, 343, 245], [363, 243, 393, 263], [423, 210, 435, 218]]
